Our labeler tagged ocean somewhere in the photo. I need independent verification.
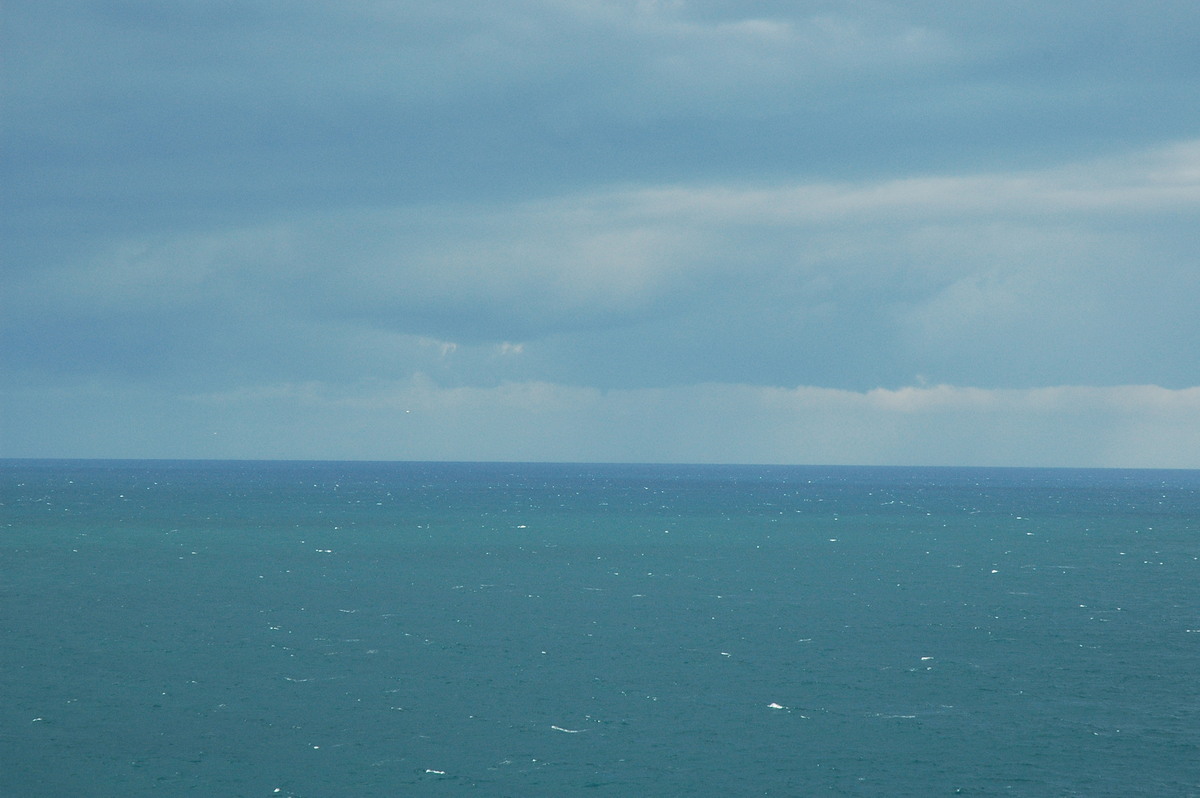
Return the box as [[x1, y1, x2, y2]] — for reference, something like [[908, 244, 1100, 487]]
[[2, 460, 1198, 796]]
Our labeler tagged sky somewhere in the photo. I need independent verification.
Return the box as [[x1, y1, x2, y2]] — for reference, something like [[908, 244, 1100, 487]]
[[3, 0, 1200, 467]]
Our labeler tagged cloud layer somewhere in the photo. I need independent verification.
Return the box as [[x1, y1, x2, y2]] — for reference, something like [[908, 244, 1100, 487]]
[[3, 1, 1199, 465], [6, 379, 1200, 469], [8, 142, 1197, 390]]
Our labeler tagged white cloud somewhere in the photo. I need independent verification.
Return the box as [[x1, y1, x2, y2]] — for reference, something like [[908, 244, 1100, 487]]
[[627, 139, 1200, 222], [10, 378, 1198, 468]]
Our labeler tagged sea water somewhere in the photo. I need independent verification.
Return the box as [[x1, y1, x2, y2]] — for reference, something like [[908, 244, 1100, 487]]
[[2, 460, 1198, 796]]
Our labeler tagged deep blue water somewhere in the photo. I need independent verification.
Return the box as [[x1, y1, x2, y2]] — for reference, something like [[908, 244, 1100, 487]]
[[2, 460, 1198, 796]]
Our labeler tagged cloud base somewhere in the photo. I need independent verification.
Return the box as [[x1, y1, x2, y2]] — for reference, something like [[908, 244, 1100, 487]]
[[5, 380, 1199, 469]]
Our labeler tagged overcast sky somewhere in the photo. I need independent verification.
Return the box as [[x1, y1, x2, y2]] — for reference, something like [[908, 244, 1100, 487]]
[[3, 0, 1200, 466]]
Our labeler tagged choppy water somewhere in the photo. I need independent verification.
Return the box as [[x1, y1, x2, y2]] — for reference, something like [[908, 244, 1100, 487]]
[[2, 461, 1198, 796]]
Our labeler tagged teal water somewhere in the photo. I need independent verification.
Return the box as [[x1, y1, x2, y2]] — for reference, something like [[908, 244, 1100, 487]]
[[2, 461, 1198, 796]]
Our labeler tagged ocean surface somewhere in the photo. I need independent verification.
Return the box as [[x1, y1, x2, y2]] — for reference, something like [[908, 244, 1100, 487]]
[[2, 460, 1198, 797]]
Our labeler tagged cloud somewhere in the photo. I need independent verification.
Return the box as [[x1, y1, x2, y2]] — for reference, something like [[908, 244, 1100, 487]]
[[4, 1, 1199, 464], [628, 138, 1200, 221], [8, 0, 1196, 234], [3, 2, 953, 136], [6, 138, 1197, 390], [6, 378, 1200, 468]]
